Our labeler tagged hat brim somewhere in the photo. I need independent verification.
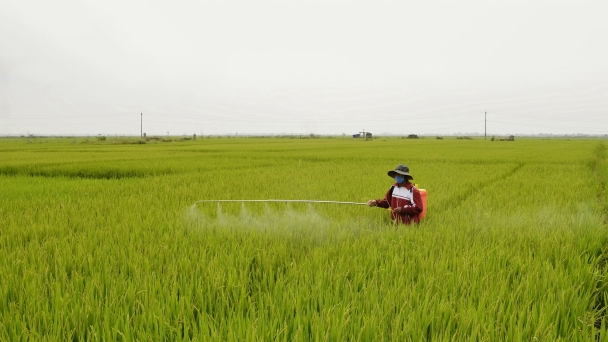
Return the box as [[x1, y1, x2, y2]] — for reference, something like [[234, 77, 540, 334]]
[[388, 170, 413, 180]]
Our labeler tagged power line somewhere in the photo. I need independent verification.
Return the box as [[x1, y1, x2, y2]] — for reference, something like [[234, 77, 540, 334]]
[[3, 114, 130, 120], [415, 122, 482, 133], [2, 111, 605, 134], [486, 120, 607, 133], [492, 113, 608, 123], [0, 121, 139, 127], [5, 111, 605, 125], [142, 118, 483, 129], [143, 112, 478, 123]]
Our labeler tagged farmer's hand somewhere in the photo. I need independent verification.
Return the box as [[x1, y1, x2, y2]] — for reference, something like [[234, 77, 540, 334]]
[[367, 200, 377, 207], [392, 207, 402, 214]]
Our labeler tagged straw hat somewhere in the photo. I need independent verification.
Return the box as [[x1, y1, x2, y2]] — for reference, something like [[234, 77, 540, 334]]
[[387, 164, 413, 180]]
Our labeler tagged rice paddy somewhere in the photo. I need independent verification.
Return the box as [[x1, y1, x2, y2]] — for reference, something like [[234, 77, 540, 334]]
[[0, 137, 607, 341]]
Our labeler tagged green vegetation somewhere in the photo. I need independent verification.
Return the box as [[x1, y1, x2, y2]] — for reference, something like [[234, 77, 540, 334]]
[[0, 137, 607, 340]]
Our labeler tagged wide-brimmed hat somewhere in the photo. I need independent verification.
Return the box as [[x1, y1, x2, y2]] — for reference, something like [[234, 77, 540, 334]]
[[388, 164, 413, 180]]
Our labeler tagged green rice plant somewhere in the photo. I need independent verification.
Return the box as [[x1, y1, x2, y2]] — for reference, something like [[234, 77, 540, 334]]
[[0, 137, 607, 340]]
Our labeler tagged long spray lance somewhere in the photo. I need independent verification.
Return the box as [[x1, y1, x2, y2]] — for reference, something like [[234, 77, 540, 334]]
[[194, 199, 368, 206]]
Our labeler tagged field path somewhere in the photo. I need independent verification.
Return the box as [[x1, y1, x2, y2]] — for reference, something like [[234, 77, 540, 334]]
[[438, 162, 523, 210], [592, 142, 607, 225], [588, 142, 608, 330]]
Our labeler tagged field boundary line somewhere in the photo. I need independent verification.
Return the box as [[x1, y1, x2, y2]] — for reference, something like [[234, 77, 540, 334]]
[[439, 163, 524, 210], [591, 142, 607, 225], [589, 141, 607, 333], [594, 143, 608, 227]]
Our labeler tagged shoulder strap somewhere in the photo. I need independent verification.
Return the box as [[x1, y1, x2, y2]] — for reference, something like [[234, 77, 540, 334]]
[[388, 186, 395, 199]]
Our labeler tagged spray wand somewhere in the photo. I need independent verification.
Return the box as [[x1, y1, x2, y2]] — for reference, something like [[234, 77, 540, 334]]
[[194, 199, 368, 206]]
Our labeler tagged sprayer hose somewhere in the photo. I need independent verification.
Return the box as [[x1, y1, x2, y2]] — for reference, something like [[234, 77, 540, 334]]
[[194, 199, 368, 205]]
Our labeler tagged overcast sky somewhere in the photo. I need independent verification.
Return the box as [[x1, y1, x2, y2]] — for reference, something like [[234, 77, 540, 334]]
[[1, 0, 607, 136]]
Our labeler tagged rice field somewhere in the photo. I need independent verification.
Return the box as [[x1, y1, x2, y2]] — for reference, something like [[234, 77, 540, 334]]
[[0, 136, 607, 341]]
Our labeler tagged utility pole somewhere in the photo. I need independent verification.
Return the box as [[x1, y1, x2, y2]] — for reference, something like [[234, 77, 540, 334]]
[[140, 113, 142, 138], [484, 111, 487, 140]]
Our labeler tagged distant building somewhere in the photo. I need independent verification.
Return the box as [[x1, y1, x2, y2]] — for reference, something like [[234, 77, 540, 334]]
[[353, 132, 373, 139]]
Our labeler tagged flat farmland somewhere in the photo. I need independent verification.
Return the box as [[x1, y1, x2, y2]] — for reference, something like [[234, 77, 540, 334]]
[[0, 137, 607, 341]]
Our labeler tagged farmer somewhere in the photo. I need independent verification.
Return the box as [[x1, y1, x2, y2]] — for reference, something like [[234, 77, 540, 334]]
[[367, 164, 424, 225]]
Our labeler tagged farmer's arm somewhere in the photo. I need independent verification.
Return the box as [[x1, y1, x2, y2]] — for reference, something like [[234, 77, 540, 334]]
[[400, 188, 423, 215], [372, 188, 392, 208]]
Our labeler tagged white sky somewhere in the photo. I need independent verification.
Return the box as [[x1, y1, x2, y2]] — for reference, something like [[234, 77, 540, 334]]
[[1, 0, 607, 136]]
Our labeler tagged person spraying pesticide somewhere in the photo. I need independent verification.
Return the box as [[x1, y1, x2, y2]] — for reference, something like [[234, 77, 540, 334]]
[[367, 164, 424, 225]]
